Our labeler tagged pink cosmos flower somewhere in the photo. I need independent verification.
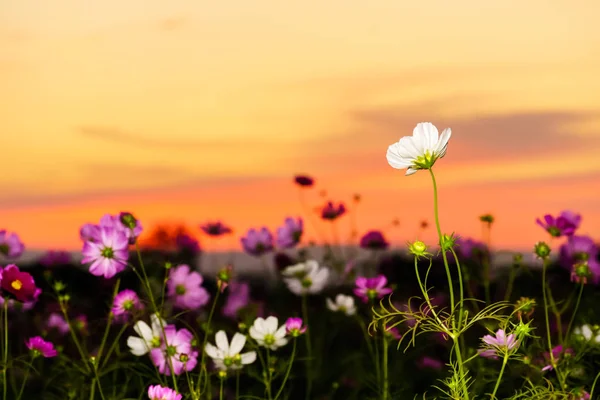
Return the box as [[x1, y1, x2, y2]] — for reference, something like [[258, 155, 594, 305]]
[[359, 230, 389, 250], [240, 227, 274, 256], [536, 211, 581, 237], [417, 356, 444, 370], [478, 329, 518, 359], [0, 264, 39, 303], [222, 281, 251, 319], [147, 385, 182, 400], [167, 264, 210, 310], [353, 275, 393, 303], [0, 230, 25, 259], [175, 233, 201, 255], [81, 227, 129, 279], [559, 235, 600, 284], [320, 201, 346, 221], [25, 336, 58, 358], [285, 317, 307, 337], [80, 223, 101, 242], [112, 289, 143, 318], [150, 326, 198, 376], [46, 313, 70, 335], [455, 237, 489, 260], [276, 217, 304, 249], [200, 221, 232, 237], [540, 345, 574, 372], [116, 212, 143, 243], [39, 250, 71, 267]]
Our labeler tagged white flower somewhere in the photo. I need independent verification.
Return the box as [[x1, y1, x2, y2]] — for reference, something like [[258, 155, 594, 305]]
[[326, 294, 356, 316], [282, 260, 329, 296], [386, 122, 452, 175], [126, 313, 167, 356], [573, 324, 600, 343], [249, 316, 288, 350], [204, 330, 257, 371]]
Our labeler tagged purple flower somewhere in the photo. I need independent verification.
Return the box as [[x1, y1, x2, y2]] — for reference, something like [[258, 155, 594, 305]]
[[417, 356, 443, 370], [116, 212, 144, 243], [479, 329, 518, 359], [536, 211, 581, 237], [276, 217, 303, 249], [81, 227, 129, 279], [25, 336, 58, 358], [559, 235, 600, 284], [359, 230, 389, 250], [46, 313, 70, 335], [150, 326, 198, 376], [0, 264, 39, 303], [148, 385, 182, 400], [39, 250, 71, 267], [175, 233, 201, 255], [112, 289, 143, 318], [200, 221, 232, 237], [294, 175, 314, 187], [320, 201, 346, 221], [240, 227, 274, 256], [167, 264, 210, 309], [540, 345, 574, 371], [353, 275, 393, 303], [455, 237, 488, 260], [222, 281, 250, 319], [285, 317, 307, 337], [384, 326, 402, 340], [0, 230, 24, 259], [80, 223, 100, 242]]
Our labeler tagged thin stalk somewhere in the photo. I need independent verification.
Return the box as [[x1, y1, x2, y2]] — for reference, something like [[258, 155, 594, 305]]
[[198, 290, 221, 394], [219, 378, 224, 400], [2, 302, 7, 400], [301, 295, 313, 400], [265, 349, 273, 400], [356, 317, 380, 378], [481, 222, 492, 304], [503, 264, 517, 302], [274, 338, 297, 400], [541, 257, 562, 388], [16, 366, 30, 400], [236, 371, 240, 400], [490, 354, 509, 399], [382, 334, 389, 400], [59, 302, 91, 373], [565, 283, 585, 344], [429, 168, 468, 400]]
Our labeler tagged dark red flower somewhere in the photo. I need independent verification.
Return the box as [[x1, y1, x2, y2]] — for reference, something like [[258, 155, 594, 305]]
[[359, 230, 389, 250], [0, 264, 39, 303], [294, 175, 314, 187], [320, 201, 346, 221], [200, 221, 232, 237]]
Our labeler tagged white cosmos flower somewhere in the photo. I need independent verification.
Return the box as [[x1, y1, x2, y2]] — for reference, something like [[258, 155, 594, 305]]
[[204, 330, 257, 371], [326, 294, 356, 316], [386, 122, 452, 175], [573, 324, 600, 344], [249, 316, 288, 350], [282, 260, 329, 296], [126, 313, 167, 356]]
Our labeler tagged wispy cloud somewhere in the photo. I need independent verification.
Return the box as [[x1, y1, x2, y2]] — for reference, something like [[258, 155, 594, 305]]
[[156, 17, 187, 32]]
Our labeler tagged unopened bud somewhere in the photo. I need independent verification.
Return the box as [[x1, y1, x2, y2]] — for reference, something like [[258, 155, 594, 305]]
[[534, 242, 551, 259]]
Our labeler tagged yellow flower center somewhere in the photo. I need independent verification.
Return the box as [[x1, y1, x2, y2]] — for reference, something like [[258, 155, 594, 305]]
[[11, 280, 23, 290]]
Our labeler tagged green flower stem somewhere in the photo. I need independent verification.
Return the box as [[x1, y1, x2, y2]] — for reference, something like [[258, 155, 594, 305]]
[[198, 289, 221, 395], [92, 365, 107, 400], [236, 371, 240, 400], [481, 222, 492, 304], [265, 349, 273, 400], [99, 323, 130, 370], [541, 257, 563, 389], [356, 316, 380, 381], [2, 302, 8, 400], [59, 301, 91, 374], [565, 283, 585, 344], [382, 333, 389, 400], [429, 168, 468, 400], [503, 263, 517, 303], [297, 189, 327, 246], [95, 280, 119, 366], [219, 377, 224, 400], [589, 370, 600, 399], [490, 353, 509, 399], [301, 295, 313, 400], [274, 338, 297, 400], [16, 361, 30, 400], [89, 378, 96, 400], [545, 287, 564, 345]]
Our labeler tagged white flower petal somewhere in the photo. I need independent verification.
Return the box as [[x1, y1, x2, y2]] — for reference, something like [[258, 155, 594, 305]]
[[326, 298, 337, 311], [215, 330, 230, 352], [229, 333, 247, 355], [405, 167, 419, 176], [436, 127, 452, 157], [264, 316, 278, 333], [127, 336, 150, 356], [204, 343, 221, 360], [274, 325, 287, 339], [249, 326, 261, 341], [253, 317, 266, 334], [133, 321, 153, 342], [241, 351, 257, 365]]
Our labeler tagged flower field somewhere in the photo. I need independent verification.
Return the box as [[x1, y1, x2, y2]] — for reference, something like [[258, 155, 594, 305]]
[[1, 123, 599, 400]]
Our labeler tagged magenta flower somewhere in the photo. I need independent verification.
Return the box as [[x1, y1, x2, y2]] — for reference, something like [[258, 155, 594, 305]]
[[25, 336, 58, 358], [0, 230, 25, 259], [167, 264, 210, 309], [0, 264, 39, 303], [222, 281, 251, 319], [359, 230, 389, 250], [294, 175, 314, 187], [285, 317, 307, 337], [112, 289, 143, 317], [39, 250, 71, 267], [417, 356, 444, 370], [46, 313, 70, 335], [80, 223, 100, 242], [147, 385, 182, 400], [455, 237, 488, 259], [478, 329, 519, 359], [559, 235, 600, 284], [175, 233, 201, 255], [200, 221, 232, 237], [81, 227, 129, 279], [276, 217, 304, 249], [150, 326, 198, 376], [116, 212, 144, 243], [240, 227, 274, 256], [384, 326, 402, 340], [320, 201, 346, 221], [540, 345, 574, 371], [536, 211, 581, 237], [353, 275, 393, 303]]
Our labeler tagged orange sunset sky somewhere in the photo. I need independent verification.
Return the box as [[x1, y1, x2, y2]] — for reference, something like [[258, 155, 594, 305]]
[[2, 0, 600, 253]]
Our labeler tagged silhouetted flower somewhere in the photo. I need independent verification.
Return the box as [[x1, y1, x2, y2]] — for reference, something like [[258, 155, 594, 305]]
[[200, 221, 233, 237], [39, 250, 71, 267], [240, 227, 274, 256], [294, 175, 314, 187], [321, 202, 346, 221], [359, 230, 389, 250], [175, 233, 201, 255]]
